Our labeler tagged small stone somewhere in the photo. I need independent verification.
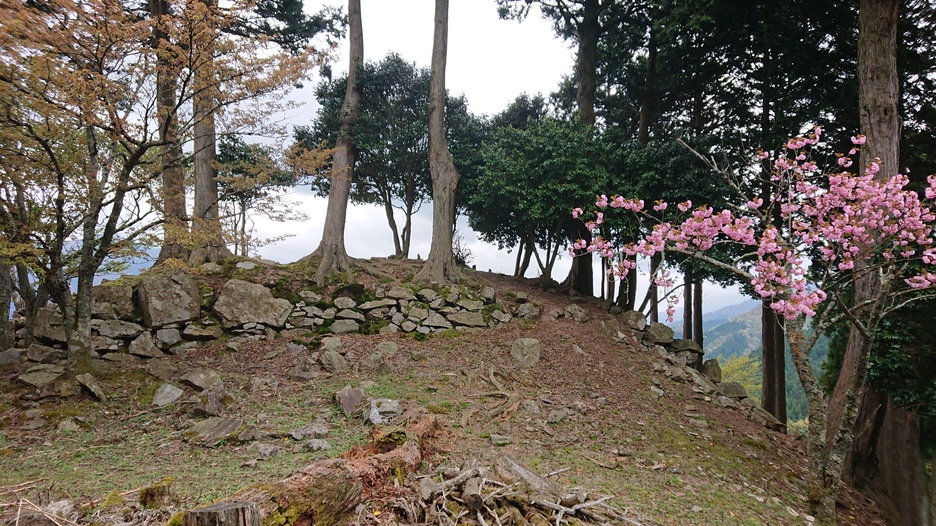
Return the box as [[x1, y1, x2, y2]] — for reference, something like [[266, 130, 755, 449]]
[[490, 434, 511, 446], [514, 303, 541, 320], [152, 383, 184, 407], [263, 350, 283, 360], [319, 349, 349, 374], [289, 357, 320, 381], [0, 348, 23, 366], [75, 373, 107, 402], [565, 304, 589, 322], [182, 324, 223, 341], [366, 398, 402, 425], [456, 299, 484, 311], [299, 290, 322, 303], [701, 359, 723, 383], [387, 286, 416, 301], [182, 417, 245, 447], [481, 286, 496, 304], [547, 409, 567, 424], [336, 309, 365, 322], [376, 341, 398, 354], [18, 364, 66, 387], [155, 328, 183, 348], [179, 368, 222, 390], [359, 380, 377, 389], [129, 333, 166, 358], [193, 384, 234, 417], [335, 386, 366, 415], [691, 505, 703, 513], [248, 442, 278, 459], [146, 359, 177, 381], [521, 399, 541, 415], [511, 338, 541, 368], [167, 341, 198, 355], [304, 439, 330, 451], [290, 423, 328, 440], [26, 343, 67, 364], [286, 342, 306, 354], [235, 261, 258, 270], [333, 296, 357, 309], [362, 352, 387, 373], [57, 419, 81, 433], [102, 352, 141, 363]]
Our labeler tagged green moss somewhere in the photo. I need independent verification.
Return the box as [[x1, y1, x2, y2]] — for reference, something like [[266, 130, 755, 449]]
[[100, 489, 124, 507], [165, 510, 186, 526], [411, 332, 430, 342], [437, 329, 461, 339]]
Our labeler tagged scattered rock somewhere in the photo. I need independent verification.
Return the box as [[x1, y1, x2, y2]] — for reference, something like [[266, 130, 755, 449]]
[[511, 338, 541, 368], [146, 359, 177, 381], [362, 351, 387, 373], [247, 442, 279, 459], [304, 439, 331, 451], [321, 337, 342, 353], [333, 296, 357, 309], [335, 386, 366, 415], [152, 383, 184, 407], [75, 373, 107, 402], [521, 399, 541, 415], [155, 328, 183, 348], [514, 303, 541, 320], [320, 349, 349, 373], [26, 343, 67, 364], [18, 364, 66, 387], [377, 341, 398, 355], [193, 384, 235, 417], [701, 359, 722, 383], [236, 261, 258, 270], [289, 357, 320, 381], [423, 311, 453, 329], [0, 348, 22, 366], [247, 376, 279, 392], [547, 409, 567, 424], [718, 381, 748, 399], [565, 304, 589, 322], [643, 322, 674, 344], [490, 434, 511, 446], [57, 419, 81, 433], [101, 352, 141, 363], [481, 286, 496, 304], [179, 368, 222, 390], [290, 423, 328, 440], [129, 332, 166, 358], [183, 417, 246, 447], [447, 311, 486, 327], [620, 310, 648, 331], [366, 398, 402, 425]]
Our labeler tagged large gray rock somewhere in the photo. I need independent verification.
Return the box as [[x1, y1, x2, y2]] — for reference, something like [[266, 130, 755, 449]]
[[481, 286, 496, 304], [183, 417, 246, 447], [289, 356, 320, 381], [643, 322, 674, 344], [320, 349, 349, 374], [75, 373, 107, 401], [447, 311, 486, 327], [358, 298, 397, 310], [213, 279, 292, 329], [97, 320, 145, 339], [335, 309, 365, 322], [290, 423, 328, 440], [701, 359, 722, 383], [718, 381, 748, 400], [335, 386, 365, 415], [180, 368, 222, 390], [92, 283, 135, 320], [193, 385, 235, 417], [423, 311, 453, 329], [137, 272, 201, 328], [155, 328, 183, 348], [32, 306, 66, 343], [387, 286, 416, 301], [514, 303, 541, 320], [565, 304, 590, 322], [0, 348, 23, 366], [366, 399, 401, 425], [620, 310, 647, 331], [26, 343, 67, 364], [456, 299, 484, 312], [329, 319, 360, 334], [183, 324, 223, 341], [18, 364, 66, 387], [333, 297, 357, 309], [511, 338, 541, 368], [129, 332, 165, 358]]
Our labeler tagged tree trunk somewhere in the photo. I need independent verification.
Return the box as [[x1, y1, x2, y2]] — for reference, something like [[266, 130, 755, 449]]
[[15, 264, 47, 349], [308, 0, 362, 283], [693, 280, 703, 348], [827, 3, 900, 518], [153, 0, 188, 264], [513, 237, 525, 277], [566, 221, 593, 296], [845, 388, 926, 526], [414, 0, 460, 284], [762, 304, 787, 429], [682, 271, 693, 339], [574, 0, 600, 127], [637, 24, 657, 145], [190, 0, 232, 265], [183, 502, 260, 526], [0, 261, 11, 350]]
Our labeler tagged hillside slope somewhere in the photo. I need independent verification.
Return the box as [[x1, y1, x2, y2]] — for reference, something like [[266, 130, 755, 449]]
[[0, 260, 885, 525]]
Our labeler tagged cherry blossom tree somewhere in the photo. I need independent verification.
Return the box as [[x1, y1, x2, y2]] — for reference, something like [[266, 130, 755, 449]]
[[577, 127, 936, 524]]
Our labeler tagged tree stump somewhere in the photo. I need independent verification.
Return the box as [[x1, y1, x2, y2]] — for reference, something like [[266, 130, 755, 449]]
[[139, 477, 175, 508], [183, 501, 260, 526]]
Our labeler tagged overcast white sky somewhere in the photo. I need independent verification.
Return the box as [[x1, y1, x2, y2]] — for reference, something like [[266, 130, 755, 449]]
[[251, 0, 745, 312]]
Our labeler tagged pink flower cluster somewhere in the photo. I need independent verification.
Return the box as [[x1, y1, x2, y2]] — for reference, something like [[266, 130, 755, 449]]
[[571, 127, 936, 319]]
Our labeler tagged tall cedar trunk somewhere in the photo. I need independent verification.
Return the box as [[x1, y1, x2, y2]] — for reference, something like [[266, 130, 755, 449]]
[[575, 0, 600, 127], [414, 0, 460, 284], [566, 222, 593, 295], [0, 262, 11, 350], [381, 186, 402, 257], [762, 306, 787, 429], [846, 389, 926, 526], [682, 269, 693, 339], [309, 0, 362, 283], [513, 237, 525, 276], [152, 0, 188, 263], [637, 25, 656, 144], [190, 0, 232, 265], [692, 280, 702, 348], [564, 0, 601, 295], [15, 264, 46, 348], [824, 2, 902, 523]]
